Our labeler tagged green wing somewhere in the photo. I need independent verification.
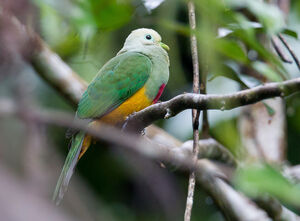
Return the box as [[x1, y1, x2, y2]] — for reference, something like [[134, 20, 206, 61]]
[[77, 52, 152, 119]]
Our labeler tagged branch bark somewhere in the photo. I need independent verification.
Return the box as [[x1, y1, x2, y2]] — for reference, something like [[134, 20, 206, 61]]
[[124, 78, 300, 132], [32, 42, 88, 105], [184, 2, 200, 221]]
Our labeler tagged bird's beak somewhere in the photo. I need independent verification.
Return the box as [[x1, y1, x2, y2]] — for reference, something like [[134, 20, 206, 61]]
[[160, 42, 170, 51]]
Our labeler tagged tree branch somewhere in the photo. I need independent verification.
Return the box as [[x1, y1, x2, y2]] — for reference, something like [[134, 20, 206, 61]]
[[0, 10, 87, 106], [32, 41, 88, 105], [124, 78, 300, 132]]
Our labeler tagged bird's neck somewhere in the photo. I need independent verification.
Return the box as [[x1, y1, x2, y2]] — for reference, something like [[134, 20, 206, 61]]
[[117, 47, 169, 101], [144, 50, 169, 101]]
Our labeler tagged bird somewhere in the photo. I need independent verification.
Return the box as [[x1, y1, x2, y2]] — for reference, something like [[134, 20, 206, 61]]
[[53, 28, 170, 204]]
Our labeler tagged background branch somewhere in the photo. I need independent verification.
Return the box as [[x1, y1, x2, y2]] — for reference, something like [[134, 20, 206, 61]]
[[0, 98, 273, 221], [271, 36, 293, 63], [256, 196, 300, 221], [32, 42, 88, 105]]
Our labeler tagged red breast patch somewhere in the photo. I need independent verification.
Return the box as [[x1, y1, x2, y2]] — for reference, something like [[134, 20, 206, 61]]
[[153, 84, 166, 103]]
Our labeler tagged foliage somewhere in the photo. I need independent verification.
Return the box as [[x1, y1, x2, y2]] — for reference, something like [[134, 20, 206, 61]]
[[234, 164, 300, 207], [30, 0, 300, 219], [1, 0, 300, 220]]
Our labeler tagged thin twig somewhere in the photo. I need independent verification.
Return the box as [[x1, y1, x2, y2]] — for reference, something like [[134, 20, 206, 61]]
[[278, 33, 300, 71], [271, 36, 293, 63], [201, 111, 210, 138], [200, 65, 209, 139], [184, 2, 200, 221]]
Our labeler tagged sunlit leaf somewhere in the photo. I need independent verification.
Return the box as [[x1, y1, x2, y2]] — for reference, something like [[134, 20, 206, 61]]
[[218, 22, 262, 38], [227, 21, 263, 32], [234, 164, 300, 206], [227, 0, 285, 34], [218, 28, 233, 38], [142, 0, 165, 12], [228, 13, 286, 74]]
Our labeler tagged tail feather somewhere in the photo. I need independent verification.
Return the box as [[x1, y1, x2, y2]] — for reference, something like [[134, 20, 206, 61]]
[[53, 131, 85, 205]]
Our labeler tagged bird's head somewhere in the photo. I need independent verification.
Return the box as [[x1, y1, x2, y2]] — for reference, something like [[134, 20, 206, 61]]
[[120, 28, 170, 54]]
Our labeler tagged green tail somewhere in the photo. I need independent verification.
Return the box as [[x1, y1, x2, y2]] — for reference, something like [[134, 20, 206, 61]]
[[53, 131, 85, 205]]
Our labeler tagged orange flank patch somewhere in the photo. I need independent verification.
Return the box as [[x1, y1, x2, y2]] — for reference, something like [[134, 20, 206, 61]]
[[100, 85, 152, 124], [78, 135, 92, 160], [78, 86, 152, 160]]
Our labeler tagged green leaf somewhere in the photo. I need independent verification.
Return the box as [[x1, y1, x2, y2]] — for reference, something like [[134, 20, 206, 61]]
[[160, 20, 191, 36], [262, 102, 275, 116], [215, 39, 249, 64], [210, 64, 249, 89], [234, 164, 300, 207], [34, 0, 134, 37], [77, 0, 133, 30], [252, 61, 282, 82], [282, 28, 298, 39]]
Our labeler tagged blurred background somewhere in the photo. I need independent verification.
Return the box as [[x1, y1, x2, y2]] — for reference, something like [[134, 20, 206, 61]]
[[1, 0, 300, 220]]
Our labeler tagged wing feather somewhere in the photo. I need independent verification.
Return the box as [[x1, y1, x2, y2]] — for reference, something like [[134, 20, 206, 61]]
[[77, 52, 152, 119]]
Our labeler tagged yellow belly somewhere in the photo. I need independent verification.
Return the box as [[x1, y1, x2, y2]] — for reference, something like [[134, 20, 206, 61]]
[[78, 86, 152, 159], [100, 86, 152, 124]]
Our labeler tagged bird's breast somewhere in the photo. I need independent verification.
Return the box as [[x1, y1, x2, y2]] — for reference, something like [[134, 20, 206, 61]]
[[100, 86, 153, 125]]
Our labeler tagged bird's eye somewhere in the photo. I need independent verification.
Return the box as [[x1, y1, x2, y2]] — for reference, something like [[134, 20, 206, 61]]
[[145, 34, 152, 40]]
